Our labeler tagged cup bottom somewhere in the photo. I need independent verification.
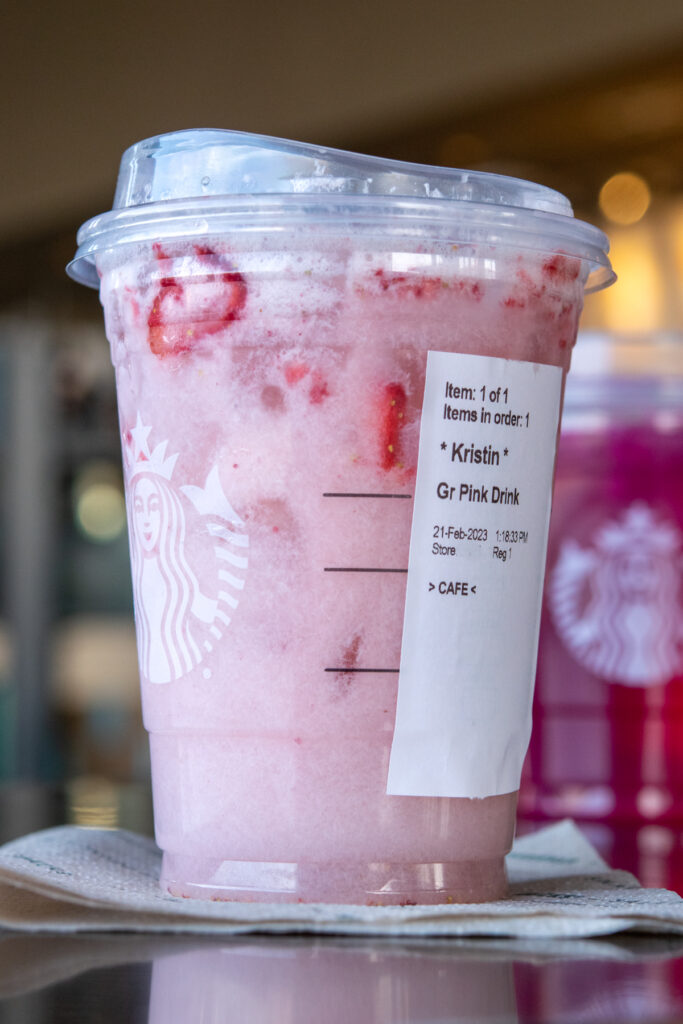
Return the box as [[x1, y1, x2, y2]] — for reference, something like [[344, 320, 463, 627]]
[[160, 853, 508, 904]]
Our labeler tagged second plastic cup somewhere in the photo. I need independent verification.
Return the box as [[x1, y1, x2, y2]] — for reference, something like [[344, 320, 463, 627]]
[[69, 130, 613, 903]]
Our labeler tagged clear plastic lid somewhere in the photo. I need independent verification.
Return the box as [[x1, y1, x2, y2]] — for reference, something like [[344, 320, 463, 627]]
[[68, 128, 615, 291]]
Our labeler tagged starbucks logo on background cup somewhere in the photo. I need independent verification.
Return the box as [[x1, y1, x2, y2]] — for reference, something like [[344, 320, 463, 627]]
[[123, 414, 248, 684], [549, 503, 683, 686]]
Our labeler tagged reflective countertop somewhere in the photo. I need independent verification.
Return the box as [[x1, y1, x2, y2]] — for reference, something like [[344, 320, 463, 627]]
[[5, 930, 683, 1023]]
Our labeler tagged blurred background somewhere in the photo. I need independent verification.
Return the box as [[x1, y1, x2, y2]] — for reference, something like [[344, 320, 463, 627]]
[[1, 1, 683, 876]]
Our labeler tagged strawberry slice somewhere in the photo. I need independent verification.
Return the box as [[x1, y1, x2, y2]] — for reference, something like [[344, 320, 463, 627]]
[[341, 634, 361, 670], [147, 244, 247, 357], [308, 371, 329, 405], [377, 382, 407, 471], [371, 268, 442, 299], [359, 268, 482, 301], [503, 256, 581, 311], [283, 361, 310, 385], [335, 633, 363, 688], [542, 254, 581, 284], [283, 360, 330, 404]]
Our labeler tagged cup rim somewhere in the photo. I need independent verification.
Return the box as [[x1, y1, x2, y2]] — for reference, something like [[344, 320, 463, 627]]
[[68, 191, 615, 293]]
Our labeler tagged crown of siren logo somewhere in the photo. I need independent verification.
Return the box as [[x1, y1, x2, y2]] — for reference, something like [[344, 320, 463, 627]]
[[123, 414, 248, 684], [549, 503, 683, 686]]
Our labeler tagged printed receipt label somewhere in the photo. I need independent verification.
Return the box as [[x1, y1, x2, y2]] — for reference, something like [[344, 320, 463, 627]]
[[387, 351, 563, 799]]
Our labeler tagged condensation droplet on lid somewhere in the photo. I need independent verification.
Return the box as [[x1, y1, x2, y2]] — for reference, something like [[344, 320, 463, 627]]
[[203, 668, 212, 680]]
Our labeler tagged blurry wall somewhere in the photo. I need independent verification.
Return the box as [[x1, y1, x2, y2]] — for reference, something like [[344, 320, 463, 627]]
[[2, 0, 683, 240], [1, 0, 683, 827]]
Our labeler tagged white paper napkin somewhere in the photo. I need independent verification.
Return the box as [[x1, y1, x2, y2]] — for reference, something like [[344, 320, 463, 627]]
[[2, 820, 683, 938]]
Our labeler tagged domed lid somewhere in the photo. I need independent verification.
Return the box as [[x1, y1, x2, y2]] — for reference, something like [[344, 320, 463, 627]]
[[68, 128, 615, 292]]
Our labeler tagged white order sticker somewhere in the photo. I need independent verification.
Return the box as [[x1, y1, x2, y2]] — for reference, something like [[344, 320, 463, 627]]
[[386, 350, 563, 799]]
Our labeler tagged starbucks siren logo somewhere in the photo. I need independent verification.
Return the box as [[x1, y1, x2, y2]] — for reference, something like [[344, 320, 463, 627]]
[[123, 414, 248, 684], [549, 503, 683, 686]]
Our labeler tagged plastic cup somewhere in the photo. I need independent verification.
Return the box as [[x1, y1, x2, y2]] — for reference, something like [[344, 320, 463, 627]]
[[68, 130, 613, 903], [521, 335, 683, 886]]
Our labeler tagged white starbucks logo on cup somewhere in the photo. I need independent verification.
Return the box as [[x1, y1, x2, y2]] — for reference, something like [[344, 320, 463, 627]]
[[549, 503, 683, 686], [123, 414, 248, 684]]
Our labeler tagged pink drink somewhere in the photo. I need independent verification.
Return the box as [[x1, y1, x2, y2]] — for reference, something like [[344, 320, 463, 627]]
[[69, 130, 613, 903], [521, 366, 683, 885]]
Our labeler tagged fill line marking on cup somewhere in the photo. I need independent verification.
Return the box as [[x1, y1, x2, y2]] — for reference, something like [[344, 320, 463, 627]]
[[322, 492, 413, 499], [324, 668, 400, 673], [323, 567, 408, 573]]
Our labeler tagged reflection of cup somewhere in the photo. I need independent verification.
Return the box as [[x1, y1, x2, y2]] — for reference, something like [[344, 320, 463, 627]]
[[521, 336, 683, 885], [69, 130, 613, 903], [147, 938, 519, 1024]]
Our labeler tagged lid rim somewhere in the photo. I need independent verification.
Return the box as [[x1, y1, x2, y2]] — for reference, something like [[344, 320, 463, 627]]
[[67, 198, 615, 293], [73, 192, 612, 252]]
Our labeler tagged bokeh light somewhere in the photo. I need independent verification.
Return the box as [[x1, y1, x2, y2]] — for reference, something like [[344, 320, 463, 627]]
[[599, 171, 652, 225], [598, 223, 664, 333], [72, 462, 127, 543]]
